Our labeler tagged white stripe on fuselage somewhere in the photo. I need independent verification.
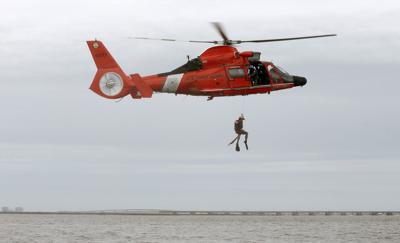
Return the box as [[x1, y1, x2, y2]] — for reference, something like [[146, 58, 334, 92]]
[[162, 74, 184, 93]]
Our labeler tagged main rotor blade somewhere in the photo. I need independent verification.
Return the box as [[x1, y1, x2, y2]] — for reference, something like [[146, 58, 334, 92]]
[[237, 34, 337, 43], [128, 37, 218, 44], [132, 37, 177, 41], [211, 22, 230, 43], [129, 34, 337, 45]]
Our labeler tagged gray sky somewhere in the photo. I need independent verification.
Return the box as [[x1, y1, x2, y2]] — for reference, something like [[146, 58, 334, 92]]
[[1, 0, 400, 211]]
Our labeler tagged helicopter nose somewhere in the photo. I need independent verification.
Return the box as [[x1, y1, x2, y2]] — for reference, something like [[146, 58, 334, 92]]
[[293, 76, 307, 86]]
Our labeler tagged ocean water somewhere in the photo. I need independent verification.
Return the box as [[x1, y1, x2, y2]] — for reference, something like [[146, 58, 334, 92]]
[[0, 214, 399, 243]]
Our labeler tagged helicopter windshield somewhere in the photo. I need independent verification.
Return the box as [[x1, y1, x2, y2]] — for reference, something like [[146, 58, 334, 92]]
[[269, 65, 293, 83], [276, 66, 289, 75]]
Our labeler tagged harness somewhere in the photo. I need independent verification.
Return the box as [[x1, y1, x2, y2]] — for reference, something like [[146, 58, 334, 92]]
[[234, 119, 243, 132]]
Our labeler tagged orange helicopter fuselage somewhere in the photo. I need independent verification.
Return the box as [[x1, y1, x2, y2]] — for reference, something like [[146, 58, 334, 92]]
[[87, 41, 307, 100]]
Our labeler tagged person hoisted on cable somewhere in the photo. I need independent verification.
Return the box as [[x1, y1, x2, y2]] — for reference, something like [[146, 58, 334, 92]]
[[229, 114, 249, 152]]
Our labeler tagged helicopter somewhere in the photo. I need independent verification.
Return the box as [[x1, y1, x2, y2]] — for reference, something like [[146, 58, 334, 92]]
[[87, 23, 336, 101]]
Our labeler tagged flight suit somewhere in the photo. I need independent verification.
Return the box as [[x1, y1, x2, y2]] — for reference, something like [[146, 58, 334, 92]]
[[234, 118, 248, 151]]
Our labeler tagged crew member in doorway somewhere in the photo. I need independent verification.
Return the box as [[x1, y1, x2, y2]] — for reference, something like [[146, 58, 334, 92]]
[[229, 114, 249, 151], [248, 65, 258, 86]]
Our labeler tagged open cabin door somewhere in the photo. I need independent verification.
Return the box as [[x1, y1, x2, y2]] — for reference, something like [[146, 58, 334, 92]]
[[248, 62, 271, 86]]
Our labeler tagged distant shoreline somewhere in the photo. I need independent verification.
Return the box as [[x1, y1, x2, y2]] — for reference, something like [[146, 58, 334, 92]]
[[1, 211, 399, 216]]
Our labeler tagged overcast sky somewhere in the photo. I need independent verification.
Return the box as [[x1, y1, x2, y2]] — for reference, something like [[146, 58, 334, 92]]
[[1, 0, 399, 211]]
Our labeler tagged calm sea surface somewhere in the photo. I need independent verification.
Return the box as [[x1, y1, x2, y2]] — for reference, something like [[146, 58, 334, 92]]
[[0, 214, 399, 243]]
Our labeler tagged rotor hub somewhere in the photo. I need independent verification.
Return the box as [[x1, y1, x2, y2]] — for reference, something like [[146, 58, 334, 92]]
[[105, 79, 116, 89], [99, 72, 124, 97]]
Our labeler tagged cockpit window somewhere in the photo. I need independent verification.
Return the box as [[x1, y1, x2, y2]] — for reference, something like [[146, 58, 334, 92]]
[[276, 66, 289, 75], [268, 65, 281, 83], [268, 65, 293, 83]]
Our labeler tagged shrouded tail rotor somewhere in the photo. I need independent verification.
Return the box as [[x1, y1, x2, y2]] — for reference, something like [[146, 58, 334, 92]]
[[98, 72, 124, 97]]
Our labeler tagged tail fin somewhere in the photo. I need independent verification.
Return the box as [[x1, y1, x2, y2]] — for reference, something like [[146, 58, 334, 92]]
[[87, 40, 153, 99]]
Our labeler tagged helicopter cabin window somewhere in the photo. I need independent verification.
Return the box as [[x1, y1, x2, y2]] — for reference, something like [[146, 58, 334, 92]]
[[228, 68, 245, 79]]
